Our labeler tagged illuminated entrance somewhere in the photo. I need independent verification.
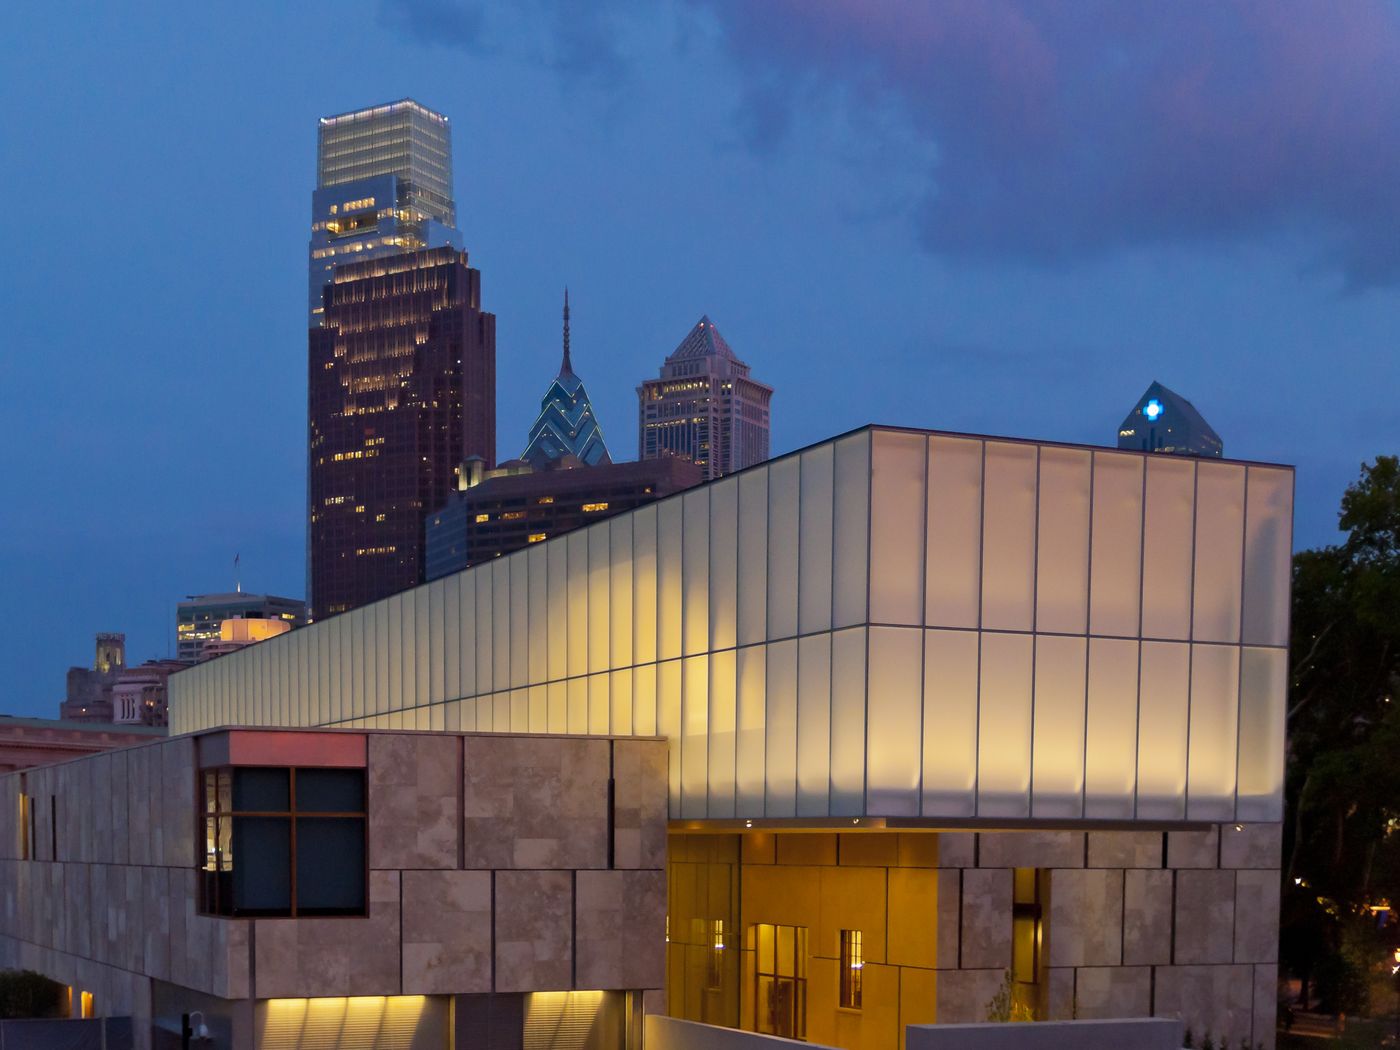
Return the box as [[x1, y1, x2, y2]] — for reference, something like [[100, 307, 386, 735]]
[[753, 924, 808, 1040]]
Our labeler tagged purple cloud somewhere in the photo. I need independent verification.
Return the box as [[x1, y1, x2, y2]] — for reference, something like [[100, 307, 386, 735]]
[[700, 0, 1400, 284]]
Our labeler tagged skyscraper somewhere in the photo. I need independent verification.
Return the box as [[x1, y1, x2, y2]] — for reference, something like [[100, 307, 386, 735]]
[[1117, 380, 1224, 458], [309, 247, 496, 618], [637, 316, 772, 481], [175, 592, 306, 663], [520, 290, 611, 470], [308, 99, 462, 325]]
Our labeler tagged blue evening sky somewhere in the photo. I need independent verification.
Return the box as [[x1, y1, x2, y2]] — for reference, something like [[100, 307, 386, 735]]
[[2, 2, 1396, 716]]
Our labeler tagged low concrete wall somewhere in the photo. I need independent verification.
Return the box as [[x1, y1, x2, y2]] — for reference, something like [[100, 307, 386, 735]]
[[905, 1018, 1184, 1050], [644, 1015, 840, 1050]]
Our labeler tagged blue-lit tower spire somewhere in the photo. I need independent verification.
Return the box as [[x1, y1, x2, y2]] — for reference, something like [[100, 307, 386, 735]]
[[521, 290, 612, 469]]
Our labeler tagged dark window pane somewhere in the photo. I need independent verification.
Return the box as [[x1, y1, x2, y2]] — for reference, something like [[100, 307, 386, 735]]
[[296, 817, 366, 913], [231, 816, 291, 913], [233, 768, 290, 811], [296, 768, 365, 812]]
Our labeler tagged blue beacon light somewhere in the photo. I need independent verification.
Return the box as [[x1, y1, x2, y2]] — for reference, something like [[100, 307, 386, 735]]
[[1143, 398, 1163, 422]]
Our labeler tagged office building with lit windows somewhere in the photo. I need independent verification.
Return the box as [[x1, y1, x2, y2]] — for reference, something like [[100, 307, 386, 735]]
[[6, 425, 1292, 1049], [176, 593, 307, 663], [308, 99, 462, 326], [638, 316, 772, 481], [308, 247, 496, 619], [1117, 381, 1224, 458]]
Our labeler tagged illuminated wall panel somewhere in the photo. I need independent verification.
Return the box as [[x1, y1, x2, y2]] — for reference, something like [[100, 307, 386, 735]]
[[172, 426, 1291, 827]]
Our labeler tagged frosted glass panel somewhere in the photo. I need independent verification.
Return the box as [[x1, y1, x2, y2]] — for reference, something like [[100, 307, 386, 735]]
[[830, 628, 867, 816], [456, 574, 474, 703], [1242, 467, 1293, 648], [511, 689, 529, 732], [1141, 457, 1195, 640], [610, 518, 634, 670], [510, 556, 529, 688], [529, 684, 547, 732], [475, 568, 493, 697], [1084, 638, 1139, 820], [708, 651, 737, 817], [1193, 462, 1245, 643], [658, 499, 683, 660], [567, 531, 588, 677], [869, 430, 926, 625], [429, 580, 445, 703], [547, 539, 568, 681], [767, 458, 800, 639], [658, 661, 682, 815], [634, 664, 657, 736], [632, 506, 657, 667], [610, 669, 632, 737], [374, 599, 389, 714], [796, 634, 831, 816], [683, 489, 710, 657], [764, 639, 798, 817], [926, 436, 983, 629], [387, 594, 403, 714], [1031, 635, 1087, 818], [980, 443, 1038, 632], [1089, 452, 1144, 637], [921, 629, 978, 818], [567, 677, 588, 735], [866, 626, 923, 816], [737, 469, 769, 646], [588, 673, 609, 735], [977, 632, 1033, 817], [681, 655, 709, 818], [1135, 641, 1190, 819], [1035, 448, 1091, 634], [709, 477, 739, 652], [1237, 646, 1286, 821], [589, 524, 611, 673], [798, 445, 835, 634], [444, 571, 461, 700], [527, 545, 548, 683], [1187, 643, 1240, 821], [832, 432, 871, 629], [735, 646, 767, 817], [492, 562, 509, 692], [547, 681, 567, 734]]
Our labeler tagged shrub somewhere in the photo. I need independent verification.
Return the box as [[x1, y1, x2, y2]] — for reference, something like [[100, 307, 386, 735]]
[[0, 970, 66, 1019]]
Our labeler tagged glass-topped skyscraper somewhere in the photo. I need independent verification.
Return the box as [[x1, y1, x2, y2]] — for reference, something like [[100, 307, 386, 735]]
[[1117, 380, 1224, 458], [308, 99, 463, 325]]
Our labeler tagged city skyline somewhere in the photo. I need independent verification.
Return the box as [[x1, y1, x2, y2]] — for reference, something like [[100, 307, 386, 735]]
[[4, 1, 1399, 717]]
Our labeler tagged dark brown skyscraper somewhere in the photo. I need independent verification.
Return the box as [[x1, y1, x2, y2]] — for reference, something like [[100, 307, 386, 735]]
[[309, 247, 495, 618]]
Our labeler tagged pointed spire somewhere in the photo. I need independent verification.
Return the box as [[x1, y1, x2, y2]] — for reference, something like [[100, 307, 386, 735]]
[[560, 287, 574, 377]]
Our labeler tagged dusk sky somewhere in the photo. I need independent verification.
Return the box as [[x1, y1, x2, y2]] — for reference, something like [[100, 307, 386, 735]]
[[3, 1, 1398, 718]]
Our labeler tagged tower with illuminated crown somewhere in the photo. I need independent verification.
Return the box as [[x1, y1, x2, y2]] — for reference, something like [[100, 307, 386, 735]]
[[1117, 380, 1223, 457], [521, 290, 611, 469]]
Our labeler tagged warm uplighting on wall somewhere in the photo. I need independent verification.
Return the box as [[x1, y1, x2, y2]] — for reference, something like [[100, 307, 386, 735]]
[[79, 991, 94, 1018], [261, 996, 434, 1045]]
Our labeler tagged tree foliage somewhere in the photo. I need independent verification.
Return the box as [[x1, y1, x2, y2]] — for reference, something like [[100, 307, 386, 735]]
[[0, 969, 65, 1019]]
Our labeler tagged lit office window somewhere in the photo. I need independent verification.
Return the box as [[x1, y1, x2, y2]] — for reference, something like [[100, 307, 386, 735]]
[[839, 929, 863, 1009], [200, 767, 366, 917], [707, 919, 725, 990]]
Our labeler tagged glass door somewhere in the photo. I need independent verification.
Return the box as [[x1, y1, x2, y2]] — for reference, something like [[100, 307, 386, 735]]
[[753, 923, 808, 1040]]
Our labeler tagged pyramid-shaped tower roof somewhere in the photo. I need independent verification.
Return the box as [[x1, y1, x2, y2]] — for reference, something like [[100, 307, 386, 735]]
[[1117, 380, 1223, 457], [666, 315, 738, 362], [521, 290, 611, 470]]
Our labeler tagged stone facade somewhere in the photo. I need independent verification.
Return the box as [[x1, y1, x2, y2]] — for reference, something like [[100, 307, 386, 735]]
[[0, 728, 667, 1049], [668, 825, 1281, 1050]]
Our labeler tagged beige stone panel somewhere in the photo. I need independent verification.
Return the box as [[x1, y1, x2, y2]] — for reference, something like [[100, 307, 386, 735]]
[[820, 866, 888, 965], [978, 831, 1084, 869], [1154, 963, 1254, 1045], [888, 868, 938, 969], [805, 955, 839, 1048], [960, 868, 1011, 970], [935, 870, 960, 971], [126, 747, 152, 866], [167, 868, 190, 987], [934, 968, 1006, 1024], [402, 870, 492, 994], [1087, 830, 1162, 869], [161, 736, 196, 869], [577, 870, 666, 990], [121, 865, 144, 973], [109, 750, 129, 866], [0, 779, 15, 861], [495, 869, 573, 992], [86, 863, 107, 964], [742, 864, 821, 934], [1123, 869, 1173, 966], [776, 833, 837, 866], [1074, 966, 1151, 1019], [368, 734, 460, 869], [252, 918, 300, 999], [1045, 967, 1075, 1020], [613, 739, 668, 870], [898, 833, 940, 868], [1253, 963, 1278, 1050], [842, 961, 900, 1050], [91, 755, 113, 864], [464, 736, 610, 870], [900, 965, 938, 1032], [224, 918, 251, 1000], [1174, 869, 1236, 964], [1167, 826, 1219, 869], [937, 833, 976, 868], [142, 866, 171, 982], [1047, 868, 1122, 968], [1234, 869, 1280, 963], [839, 833, 900, 868], [1221, 822, 1283, 870], [741, 832, 776, 865]]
